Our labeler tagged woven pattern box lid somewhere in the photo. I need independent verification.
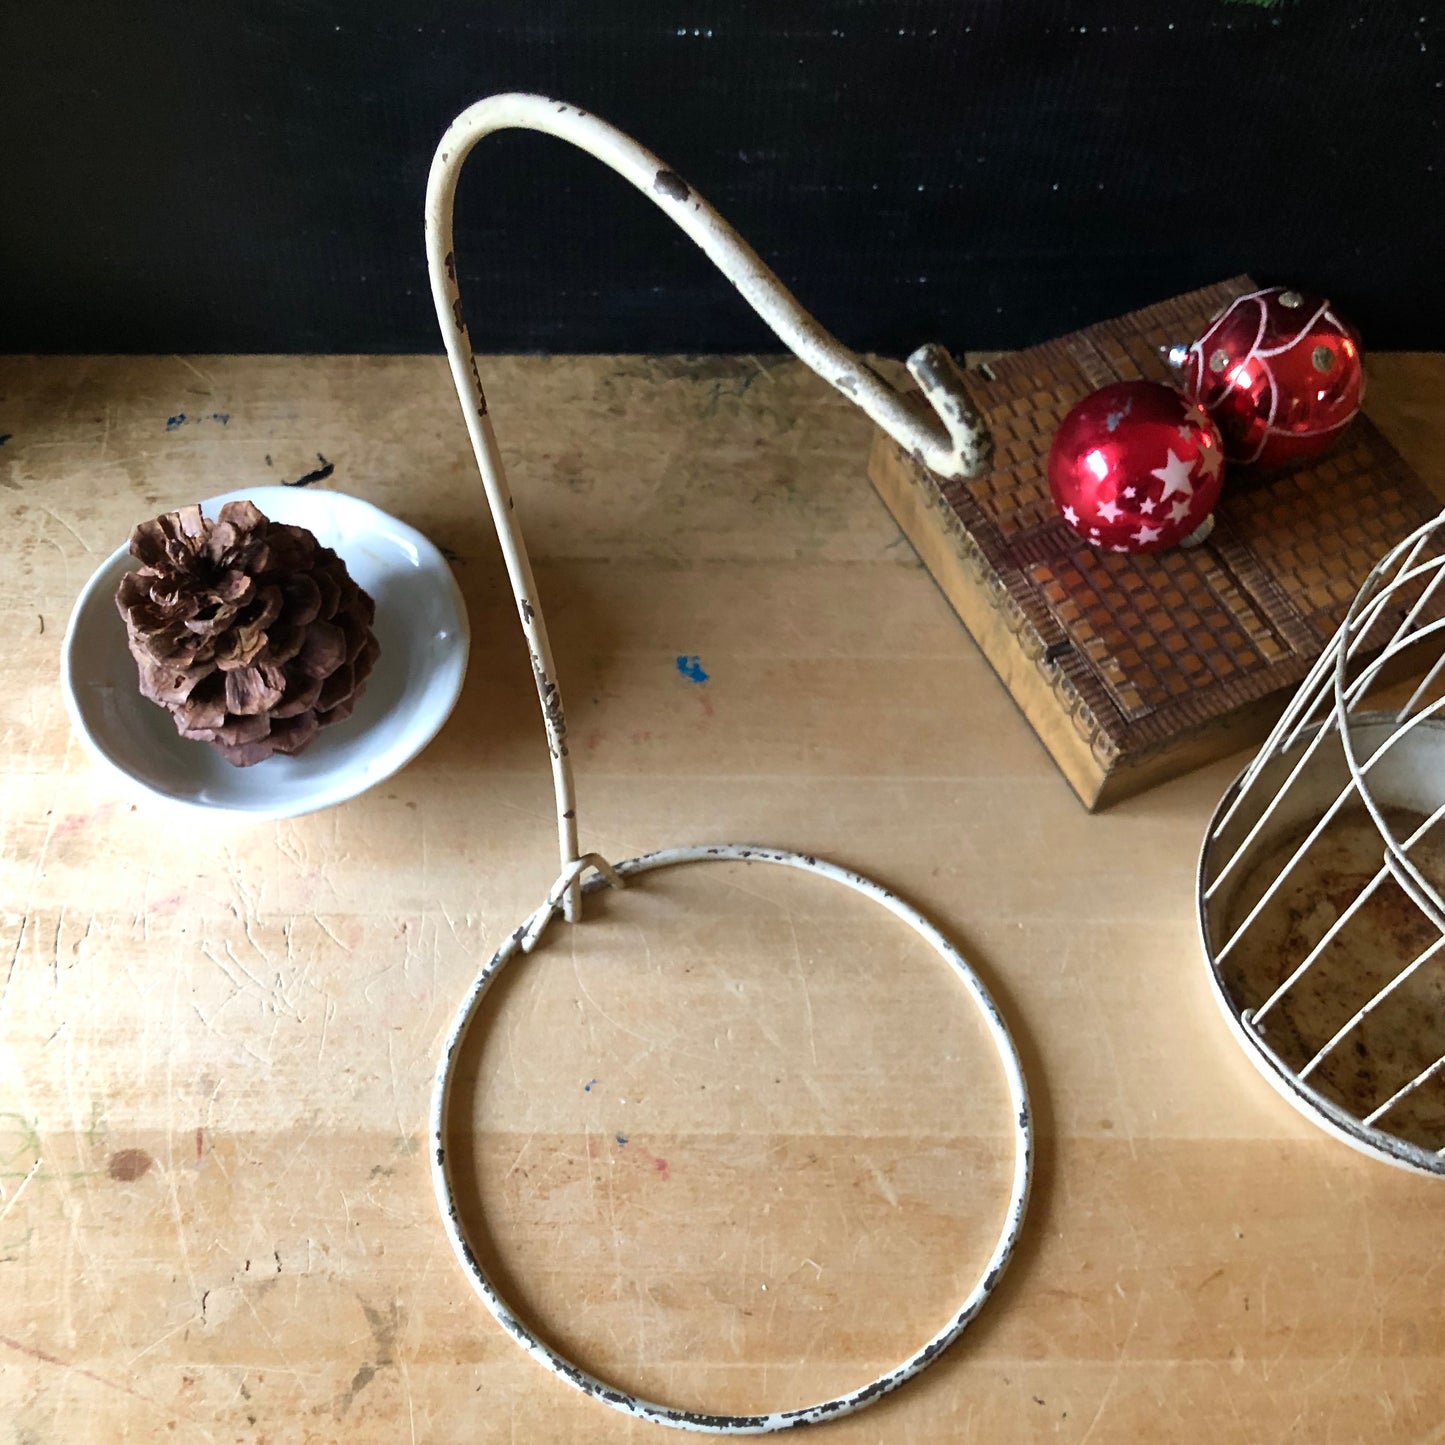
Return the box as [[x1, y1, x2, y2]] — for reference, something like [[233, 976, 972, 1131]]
[[868, 277, 1444, 808]]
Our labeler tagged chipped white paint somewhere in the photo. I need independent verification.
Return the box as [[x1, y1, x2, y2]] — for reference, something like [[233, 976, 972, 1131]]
[[423, 93, 1030, 1431]]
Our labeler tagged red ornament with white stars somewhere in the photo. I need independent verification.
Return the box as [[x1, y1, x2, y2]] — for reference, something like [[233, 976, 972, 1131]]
[[1176, 286, 1365, 469], [1047, 380, 1225, 554]]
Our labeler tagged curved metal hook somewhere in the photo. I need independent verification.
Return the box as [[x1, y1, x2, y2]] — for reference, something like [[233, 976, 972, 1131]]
[[424, 92, 994, 920], [429, 93, 991, 482]]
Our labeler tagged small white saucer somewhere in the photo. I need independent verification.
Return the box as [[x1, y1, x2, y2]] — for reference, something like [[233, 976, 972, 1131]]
[[61, 486, 470, 820]]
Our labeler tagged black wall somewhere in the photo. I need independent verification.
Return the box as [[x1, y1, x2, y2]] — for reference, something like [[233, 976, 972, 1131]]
[[1, 2, 1440, 355]]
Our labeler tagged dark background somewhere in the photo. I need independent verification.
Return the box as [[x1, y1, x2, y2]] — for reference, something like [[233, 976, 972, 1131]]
[[1, 1, 1439, 356]]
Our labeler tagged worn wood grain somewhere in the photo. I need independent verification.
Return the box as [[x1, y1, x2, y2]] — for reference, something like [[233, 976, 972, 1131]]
[[1, 353, 1444, 1442]]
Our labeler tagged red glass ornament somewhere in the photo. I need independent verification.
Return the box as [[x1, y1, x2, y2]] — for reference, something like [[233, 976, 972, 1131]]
[[1048, 381, 1225, 554], [1178, 286, 1365, 469]]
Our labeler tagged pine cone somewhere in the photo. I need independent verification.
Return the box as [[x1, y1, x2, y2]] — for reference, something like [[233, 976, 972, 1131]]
[[115, 501, 380, 766]]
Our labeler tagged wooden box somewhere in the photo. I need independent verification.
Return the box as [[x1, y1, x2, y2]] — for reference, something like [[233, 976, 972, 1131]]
[[867, 278, 1444, 809]]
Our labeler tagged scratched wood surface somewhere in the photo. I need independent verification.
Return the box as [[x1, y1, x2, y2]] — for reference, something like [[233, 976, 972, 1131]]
[[1, 353, 1444, 1443]]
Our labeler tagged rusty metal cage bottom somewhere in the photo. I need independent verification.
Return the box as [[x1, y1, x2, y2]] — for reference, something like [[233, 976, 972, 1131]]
[[1200, 515, 1445, 1173]]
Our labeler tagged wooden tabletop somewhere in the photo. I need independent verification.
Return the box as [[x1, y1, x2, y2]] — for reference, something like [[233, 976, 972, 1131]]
[[2, 352, 1443, 1443]]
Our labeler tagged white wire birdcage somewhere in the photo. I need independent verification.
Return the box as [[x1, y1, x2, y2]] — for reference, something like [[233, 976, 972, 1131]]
[[1199, 510, 1445, 1174]]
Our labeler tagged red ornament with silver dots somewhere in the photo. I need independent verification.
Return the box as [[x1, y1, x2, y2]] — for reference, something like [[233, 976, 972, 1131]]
[[1047, 380, 1225, 554], [1172, 286, 1365, 470]]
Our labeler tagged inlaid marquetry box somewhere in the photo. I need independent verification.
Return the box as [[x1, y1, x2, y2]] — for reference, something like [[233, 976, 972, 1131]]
[[868, 278, 1444, 809]]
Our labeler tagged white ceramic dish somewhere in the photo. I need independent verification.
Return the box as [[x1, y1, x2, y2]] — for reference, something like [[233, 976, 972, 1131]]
[[61, 486, 470, 820]]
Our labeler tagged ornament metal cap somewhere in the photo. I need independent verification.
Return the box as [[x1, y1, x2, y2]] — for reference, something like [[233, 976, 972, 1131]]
[[1181, 514, 1216, 548]]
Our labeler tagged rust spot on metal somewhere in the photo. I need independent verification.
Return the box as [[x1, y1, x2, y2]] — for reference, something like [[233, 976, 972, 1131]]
[[533, 666, 569, 756], [653, 169, 690, 203]]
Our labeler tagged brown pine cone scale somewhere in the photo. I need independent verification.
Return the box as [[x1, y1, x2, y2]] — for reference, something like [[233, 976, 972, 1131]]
[[116, 501, 380, 766]]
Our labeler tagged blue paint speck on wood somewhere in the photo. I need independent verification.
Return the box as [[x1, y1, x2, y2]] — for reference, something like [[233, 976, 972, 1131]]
[[676, 655, 709, 684], [166, 414, 186, 431], [584, 1078, 596, 1092], [615, 1133, 629, 1146]]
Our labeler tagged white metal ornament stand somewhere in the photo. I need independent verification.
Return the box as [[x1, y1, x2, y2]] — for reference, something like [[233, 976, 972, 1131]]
[[425, 93, 1032, 1433]]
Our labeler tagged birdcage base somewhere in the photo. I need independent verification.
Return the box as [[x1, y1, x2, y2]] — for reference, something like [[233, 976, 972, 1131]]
[[1199, 715, 1445, 1175]]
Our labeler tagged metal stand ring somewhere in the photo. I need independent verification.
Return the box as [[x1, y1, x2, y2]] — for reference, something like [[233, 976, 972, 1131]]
[[431, 844, 1033, 1435]]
